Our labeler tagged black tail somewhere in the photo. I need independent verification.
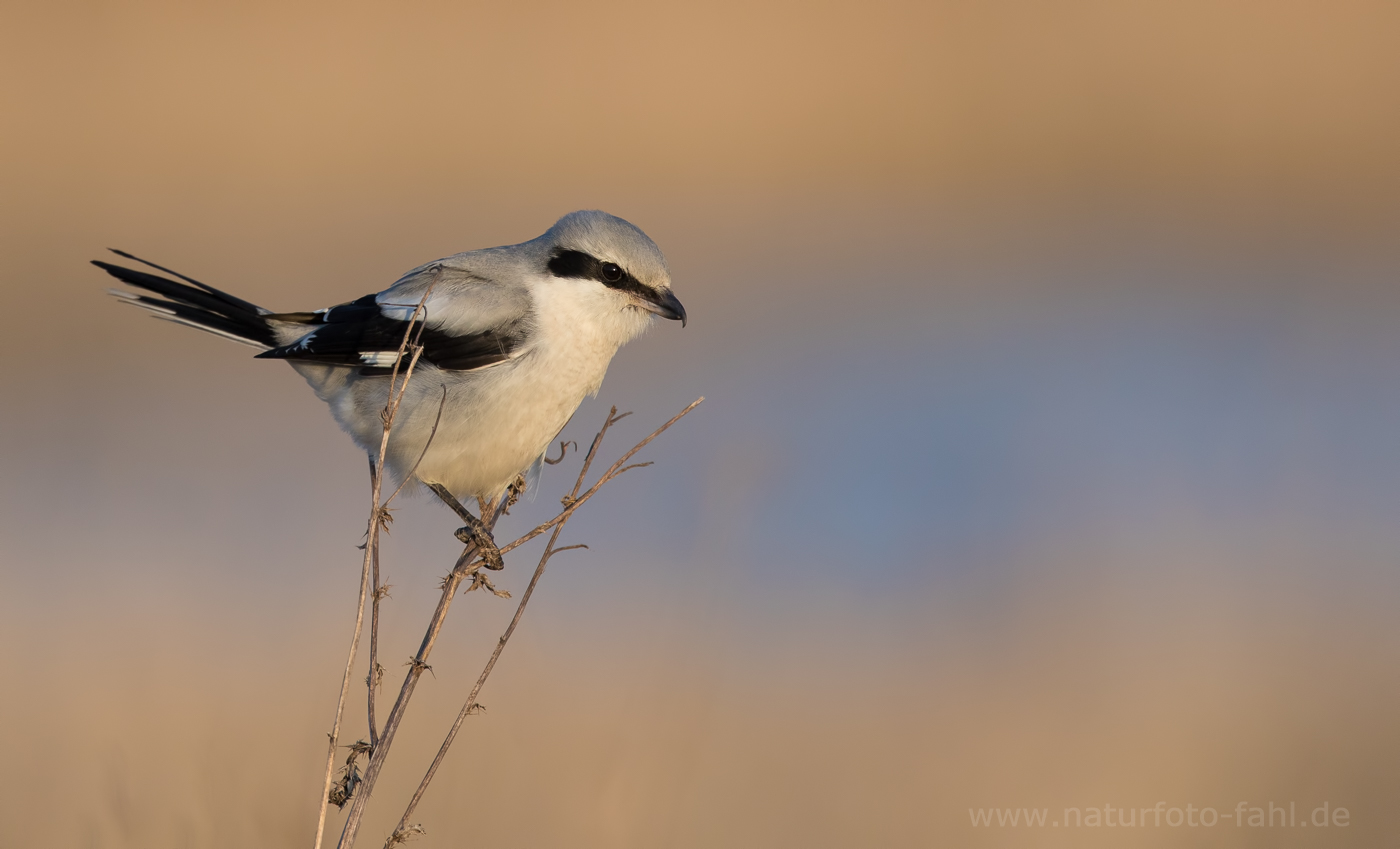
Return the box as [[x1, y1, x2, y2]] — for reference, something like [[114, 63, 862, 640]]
[[95, 249, 278, 349]]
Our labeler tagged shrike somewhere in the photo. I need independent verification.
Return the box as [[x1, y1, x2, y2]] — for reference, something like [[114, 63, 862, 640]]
[[97, 210, 686, 554]]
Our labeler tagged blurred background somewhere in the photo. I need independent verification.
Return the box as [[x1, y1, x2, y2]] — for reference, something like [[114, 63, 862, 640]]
[[2, 1, 1399, 846]]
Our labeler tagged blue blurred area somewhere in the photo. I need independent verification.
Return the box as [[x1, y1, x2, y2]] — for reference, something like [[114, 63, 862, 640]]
[[585, 257, 1400, 601]]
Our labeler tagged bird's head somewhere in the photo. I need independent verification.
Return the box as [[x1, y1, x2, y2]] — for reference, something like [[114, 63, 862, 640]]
[[541, 210, 687, 327]]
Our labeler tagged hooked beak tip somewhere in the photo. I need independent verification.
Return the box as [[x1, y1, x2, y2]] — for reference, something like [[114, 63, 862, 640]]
[[639, 289, 687, 326]]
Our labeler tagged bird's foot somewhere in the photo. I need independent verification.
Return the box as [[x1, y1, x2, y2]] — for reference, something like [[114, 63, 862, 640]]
[[427, 481, 505, 571], [454, 514, 504, 571]]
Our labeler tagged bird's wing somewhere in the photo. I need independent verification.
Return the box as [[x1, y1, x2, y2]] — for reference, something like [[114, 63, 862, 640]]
[[256, 261, 534, 374]]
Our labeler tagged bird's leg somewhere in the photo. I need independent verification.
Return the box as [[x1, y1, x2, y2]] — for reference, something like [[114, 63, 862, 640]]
[[426, 483, 504, 571]]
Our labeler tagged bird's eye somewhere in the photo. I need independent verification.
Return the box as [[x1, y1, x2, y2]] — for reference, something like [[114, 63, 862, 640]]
[[600, 262, 624, 283]]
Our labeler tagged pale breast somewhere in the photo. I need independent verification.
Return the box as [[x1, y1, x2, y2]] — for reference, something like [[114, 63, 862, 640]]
[[376, 277, 651, 499]]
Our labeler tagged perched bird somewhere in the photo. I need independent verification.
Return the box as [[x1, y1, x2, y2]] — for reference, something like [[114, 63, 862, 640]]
[[97, 210, 686, 555]]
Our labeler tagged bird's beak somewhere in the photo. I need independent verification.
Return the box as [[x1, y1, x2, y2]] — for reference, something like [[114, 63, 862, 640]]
[[636, 288, 688, 327]]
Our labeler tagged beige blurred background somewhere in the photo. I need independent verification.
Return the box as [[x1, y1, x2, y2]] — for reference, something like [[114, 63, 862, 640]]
[[3, 1, 1400, 846]]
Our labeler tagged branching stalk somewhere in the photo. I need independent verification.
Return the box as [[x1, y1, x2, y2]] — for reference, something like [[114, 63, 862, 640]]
[[312, 277, 440, 849], [337, 397, 702, 848], [384, 404, 689, 844]]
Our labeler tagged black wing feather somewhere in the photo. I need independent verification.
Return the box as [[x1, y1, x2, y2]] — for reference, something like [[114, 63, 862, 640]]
[[256, 295, 528, 374]]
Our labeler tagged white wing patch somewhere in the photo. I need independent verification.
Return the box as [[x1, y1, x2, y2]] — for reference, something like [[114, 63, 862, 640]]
[[359, 351, 401, 367]]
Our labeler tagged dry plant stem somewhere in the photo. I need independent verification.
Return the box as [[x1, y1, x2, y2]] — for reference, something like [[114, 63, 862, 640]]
[[338, 397, 702, 848], [336, 514, 496, 847], [338, 474, 503, 846], [367, 484, 382, 748], [499, 396, 706, 558], [386, 398, 705, 842], [370, 388, 447, 750], [312, 281, 438, 849], [311, 467, 378, 849]]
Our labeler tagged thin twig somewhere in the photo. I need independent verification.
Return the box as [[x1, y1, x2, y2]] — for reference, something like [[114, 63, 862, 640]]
[[386, 385, 449, 506], [335, 536, 487, 846], [368, 462, 383, 749], [311, 468, 377, 849], [336, 487, 506, 846], [337, 396, 703, 848], [384, 398, 704, 843], [499, 397, 704, 556], [313, 278, 438, 849], [543, 440, 577, 465]]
